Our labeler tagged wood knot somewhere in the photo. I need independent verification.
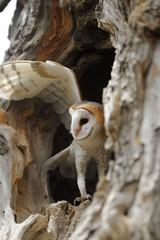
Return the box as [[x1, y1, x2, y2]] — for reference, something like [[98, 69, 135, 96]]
[[0, 133, 9, 155]]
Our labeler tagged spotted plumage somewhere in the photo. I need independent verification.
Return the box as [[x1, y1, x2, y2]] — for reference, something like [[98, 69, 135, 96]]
[[68, 101, 111, 201]]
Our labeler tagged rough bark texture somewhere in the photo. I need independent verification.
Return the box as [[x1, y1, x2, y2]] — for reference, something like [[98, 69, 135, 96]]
[[71, 0, 160, 239], [0, 0, 160, 239]]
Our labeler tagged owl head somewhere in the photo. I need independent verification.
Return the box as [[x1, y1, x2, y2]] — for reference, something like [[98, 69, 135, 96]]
[[69, 101, 105, 140]]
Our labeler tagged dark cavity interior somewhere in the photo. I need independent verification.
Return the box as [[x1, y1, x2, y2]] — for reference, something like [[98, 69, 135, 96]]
[[49, 48, 115, 205]]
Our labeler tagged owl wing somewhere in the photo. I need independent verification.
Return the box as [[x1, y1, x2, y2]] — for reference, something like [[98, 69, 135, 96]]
[[41, 145, 76, 199], [43, 146, 70, 171], [0, 60, 81, 129], [42, 145, 76, 178]]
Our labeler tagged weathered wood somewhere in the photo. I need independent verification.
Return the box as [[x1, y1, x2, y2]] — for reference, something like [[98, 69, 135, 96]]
[[71, 0, 160, 239], [45, 200, 90, 239], [1, 0, 160, 239], [5, 0, 112, 74], [0, 107, 51, 239]]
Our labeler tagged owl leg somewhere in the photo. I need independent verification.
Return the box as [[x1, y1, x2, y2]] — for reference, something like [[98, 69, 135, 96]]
[[97, 166, 106, 177], [77, 172, 87, 198], [97, 158, 108, 179], [74, 161, 92, 205]]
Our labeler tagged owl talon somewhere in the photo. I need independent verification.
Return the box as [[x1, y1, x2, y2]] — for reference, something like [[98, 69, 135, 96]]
[[74, 195, 92, 206]]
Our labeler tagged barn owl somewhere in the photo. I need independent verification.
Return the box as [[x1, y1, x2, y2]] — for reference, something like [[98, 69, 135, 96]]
[[42, 102, 111, 204], [68, 101, 111, 202], [0, 60, 111, 204]]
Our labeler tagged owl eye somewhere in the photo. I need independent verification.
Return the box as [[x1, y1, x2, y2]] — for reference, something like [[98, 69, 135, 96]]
[[80, 118, 88, 125]]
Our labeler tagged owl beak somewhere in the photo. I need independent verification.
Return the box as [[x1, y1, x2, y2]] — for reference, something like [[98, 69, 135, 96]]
[[75, 127, 81, 138]]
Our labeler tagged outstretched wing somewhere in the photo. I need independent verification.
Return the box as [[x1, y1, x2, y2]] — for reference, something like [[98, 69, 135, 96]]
[[42, 146, 76, 178], [0, 60, 81, 129], [40, 146, 76, 199]]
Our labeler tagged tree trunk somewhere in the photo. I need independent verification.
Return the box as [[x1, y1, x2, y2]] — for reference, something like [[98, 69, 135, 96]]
[[1, 0, 160, 239]]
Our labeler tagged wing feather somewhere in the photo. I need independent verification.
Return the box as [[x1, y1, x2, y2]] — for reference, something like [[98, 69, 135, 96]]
[[0, 60, 81, 129]]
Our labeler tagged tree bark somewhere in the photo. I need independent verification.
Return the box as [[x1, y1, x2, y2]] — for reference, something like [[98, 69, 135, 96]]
[[1, 0, 160, 239], [72, 0, 160, 239]]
